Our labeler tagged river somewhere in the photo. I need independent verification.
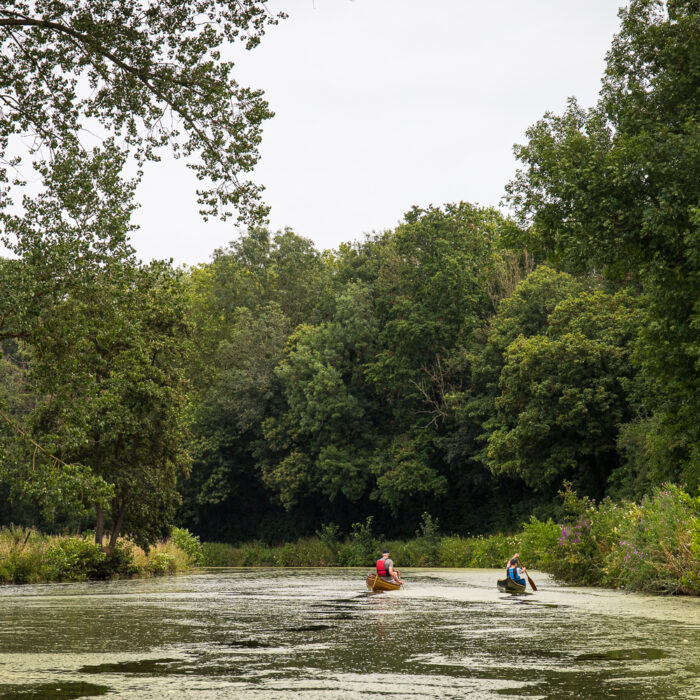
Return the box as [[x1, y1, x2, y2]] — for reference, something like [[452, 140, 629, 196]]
[[0, 568, 698, 698]]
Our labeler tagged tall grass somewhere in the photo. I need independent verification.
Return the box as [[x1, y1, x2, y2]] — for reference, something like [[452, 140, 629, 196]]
[[0, 526, 204, 584]]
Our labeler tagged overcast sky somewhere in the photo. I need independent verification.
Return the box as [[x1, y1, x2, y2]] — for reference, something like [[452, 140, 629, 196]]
[[130, 0, 625, 267]]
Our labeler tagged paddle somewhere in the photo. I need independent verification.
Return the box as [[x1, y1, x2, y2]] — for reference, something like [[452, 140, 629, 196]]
[[519, 562, 537, 591]]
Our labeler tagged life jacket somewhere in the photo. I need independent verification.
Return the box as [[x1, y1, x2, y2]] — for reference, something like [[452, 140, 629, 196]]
[[376, 558, 389, 578], [507, 566, 525, 585]]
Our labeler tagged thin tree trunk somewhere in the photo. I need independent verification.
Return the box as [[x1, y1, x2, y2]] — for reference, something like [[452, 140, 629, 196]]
[[95, 504, 104, 548], [107, 500, 126, 554]]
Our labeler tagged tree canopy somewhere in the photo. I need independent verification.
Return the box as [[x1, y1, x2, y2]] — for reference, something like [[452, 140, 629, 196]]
[[506, 0, 699, 490], [0, 0, 281, 222]]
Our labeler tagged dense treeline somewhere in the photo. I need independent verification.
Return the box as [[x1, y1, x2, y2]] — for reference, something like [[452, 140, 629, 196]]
[[0, 1, 698, 553], [178, 206, 688, 542]]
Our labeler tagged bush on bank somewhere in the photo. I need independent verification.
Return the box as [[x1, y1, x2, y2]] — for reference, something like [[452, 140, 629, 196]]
[[202, 485, 700, 596], [0, 526, 204, 584]]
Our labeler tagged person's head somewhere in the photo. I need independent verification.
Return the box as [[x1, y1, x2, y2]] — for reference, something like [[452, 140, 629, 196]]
[[508, 557, 519, 568], [381, 549, 390, 558]]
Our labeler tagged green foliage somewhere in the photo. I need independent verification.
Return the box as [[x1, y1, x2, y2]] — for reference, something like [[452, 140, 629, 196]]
[[101, 541, 140, 579], [43, 538, 106, 582], [182, 229, 335, 540], [0, 1, 282, 223], [170, 527, 205, 566], [483, 287, 642, 495], [0, 528, 194, 584], [201, 542, 241, 567], [259, 282, 381, 509], [148, 552, 177, 576], [0, 527, 44, 584], [518, 517, 560, 570], [506, 0, 700, 489], [315, 523, 341, 553], [337, 517, 380, 567], [538, 483, 700, 595], [603, 486, 700, 594], [416, 512, 440, 542]]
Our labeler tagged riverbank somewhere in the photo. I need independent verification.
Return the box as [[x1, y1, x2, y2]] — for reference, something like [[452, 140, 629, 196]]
[[0, 526, 204, 584], [202, 484, 700, 596]]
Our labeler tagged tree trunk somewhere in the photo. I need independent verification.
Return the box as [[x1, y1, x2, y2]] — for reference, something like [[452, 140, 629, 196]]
[[107, 500, 126, 554], [95, 504, 104, 549]]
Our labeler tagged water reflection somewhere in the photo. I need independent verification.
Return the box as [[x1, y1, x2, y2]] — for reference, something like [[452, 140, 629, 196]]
[[0, 568, 698, 698]]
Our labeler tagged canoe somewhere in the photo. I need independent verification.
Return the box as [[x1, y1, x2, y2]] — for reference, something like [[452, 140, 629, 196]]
[[366, 572, 401, 592], [497, 576, 526, 594]]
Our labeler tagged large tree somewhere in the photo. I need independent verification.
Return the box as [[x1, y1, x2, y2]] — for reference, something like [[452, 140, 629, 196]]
[[0, 1, 281, 541], [26, 254, 192, 551], [505, 0, 700, 488], [0, 135, 190, 548]]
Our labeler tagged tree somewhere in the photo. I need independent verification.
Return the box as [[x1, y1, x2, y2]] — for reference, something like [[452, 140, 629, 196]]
[[27, 259, 192, 551], [183, 302, 290, 541], [0, 0, 282, 222], [0, 144, 190, 549], [440, 268, 581, 456], [359, 203, 519, 510], [182, 228, 334, 540], [260, 283, 382, 509], [0, 0, 283, 539], [484, 289, 642, 497], [0, 144, 133, 529], [505, 0, 699, 488]]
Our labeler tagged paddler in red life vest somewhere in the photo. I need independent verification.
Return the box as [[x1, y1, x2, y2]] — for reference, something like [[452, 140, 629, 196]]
[[376, 549, 404, 586]]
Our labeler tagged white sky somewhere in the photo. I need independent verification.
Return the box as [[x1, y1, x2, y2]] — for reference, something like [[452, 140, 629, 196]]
[[130, 0, 625, 267]]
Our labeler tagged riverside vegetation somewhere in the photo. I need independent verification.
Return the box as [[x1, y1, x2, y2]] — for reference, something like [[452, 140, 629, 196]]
[[0, 526, 204, 584], [203, 484, 700, 596], [1, 486, 697, 596]]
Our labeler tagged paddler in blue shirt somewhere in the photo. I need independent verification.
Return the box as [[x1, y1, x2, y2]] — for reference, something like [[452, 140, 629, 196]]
[[506, 553, 528, 587]]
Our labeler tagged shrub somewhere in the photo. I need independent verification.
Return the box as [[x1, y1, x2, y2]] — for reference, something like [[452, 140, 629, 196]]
[[202, 542, 243, 566], [436, 536, 471, 567], [315, 523, 341, 554], [275, 542, 299, 566], [148, 552, 177, 575], [411, 512, 440, 565], [170, 527, 205, 566], [100, 540, 140, 578], [466, 533, 517, 568], [519, 516, 560, 570], [0, 528, 202, 584], [604, 485, 700, 594], [42, 537, 106, 582], [295, 537, 335, 566]]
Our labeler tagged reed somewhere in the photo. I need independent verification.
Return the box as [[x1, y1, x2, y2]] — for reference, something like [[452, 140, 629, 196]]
[[0, 527, 202, 585]]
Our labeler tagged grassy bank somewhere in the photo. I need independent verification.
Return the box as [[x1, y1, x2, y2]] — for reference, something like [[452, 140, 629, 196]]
[[203, 484, 700, 596], [0, 526, 204, 584]]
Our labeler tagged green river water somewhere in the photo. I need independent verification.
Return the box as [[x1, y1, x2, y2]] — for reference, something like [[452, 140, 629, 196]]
[[0, 568, 698, 699]]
